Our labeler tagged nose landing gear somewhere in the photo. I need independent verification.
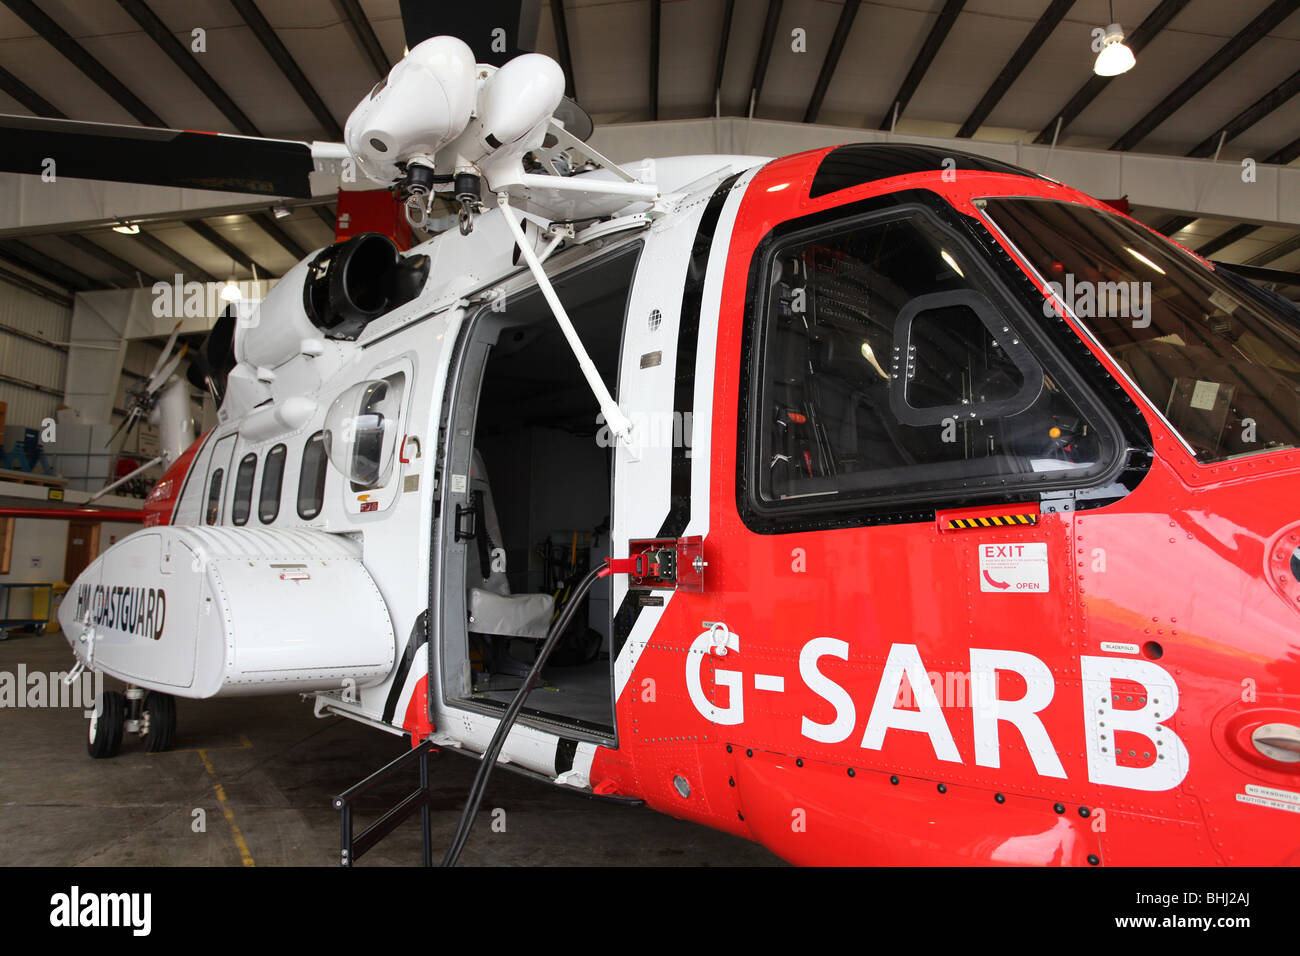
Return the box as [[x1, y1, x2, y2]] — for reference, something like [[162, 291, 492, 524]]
[[86, 685, 177, 758]]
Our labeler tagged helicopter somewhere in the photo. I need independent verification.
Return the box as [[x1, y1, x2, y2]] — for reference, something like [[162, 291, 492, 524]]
[[7, 12, 1300, 868]]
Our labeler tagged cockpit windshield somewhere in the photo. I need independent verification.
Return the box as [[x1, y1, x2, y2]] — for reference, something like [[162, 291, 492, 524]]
[[983, 197, 1300, 463]]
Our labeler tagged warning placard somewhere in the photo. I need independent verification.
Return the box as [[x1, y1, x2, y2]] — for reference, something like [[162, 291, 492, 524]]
[[979, 542, 1049, 594]]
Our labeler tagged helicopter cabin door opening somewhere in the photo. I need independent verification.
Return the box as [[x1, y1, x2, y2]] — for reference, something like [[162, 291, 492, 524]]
[[436, 242, 642, 742]]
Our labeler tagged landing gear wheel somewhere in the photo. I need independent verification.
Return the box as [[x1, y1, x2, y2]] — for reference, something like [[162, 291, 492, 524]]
[[144, 691, 176, 753], [34, 623, 45, 636], [87, 690, 125, 759]]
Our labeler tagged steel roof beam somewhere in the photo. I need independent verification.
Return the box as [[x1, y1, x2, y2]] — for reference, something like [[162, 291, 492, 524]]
[[550, 0, 576, 99], [1246, 232, 1300, 267], [0, 239, 103, 291], [183, 219, 274, 279], [803, 0, 860, 124], [132, 230, 218, 283], [712, 0, 735, 113], [1110, 0, 1300, 152], [337, 0, 390, 80], [60, 234, 155, 285], [249, 212, 309, 260], [227, 0, 345, 140], [650, 0, 661, 120], [748, 0, 784, 116], [877, 0, 964, 130], [1032, 0, 1190, 145], [1, 0, 165, 126], [957, 0, 1076, 139], [115, 0, 261, 136], [0, 61, 65, 117]]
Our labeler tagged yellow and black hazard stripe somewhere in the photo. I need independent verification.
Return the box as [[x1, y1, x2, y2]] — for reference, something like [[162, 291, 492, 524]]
[[946, 513, 1038, 530]]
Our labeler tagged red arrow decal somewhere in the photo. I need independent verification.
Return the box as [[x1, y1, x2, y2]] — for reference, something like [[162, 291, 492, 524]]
[[983, 570, 1011, 590]]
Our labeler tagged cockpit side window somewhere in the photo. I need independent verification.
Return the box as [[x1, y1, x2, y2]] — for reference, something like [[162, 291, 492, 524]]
[[744, 206, 1119, 526], [983, 197, 1300, 463]]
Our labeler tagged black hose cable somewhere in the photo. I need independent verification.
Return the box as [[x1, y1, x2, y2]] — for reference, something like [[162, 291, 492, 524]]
[[441, 562, 610, 867]]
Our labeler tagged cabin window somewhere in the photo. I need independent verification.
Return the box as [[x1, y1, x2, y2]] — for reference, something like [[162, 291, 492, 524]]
[[746, 207, 1114, 522], [259, 443, 286, 524], [205, 468, 224, 525], [231, 453, 257, 525], [297, 432, 328, 520]]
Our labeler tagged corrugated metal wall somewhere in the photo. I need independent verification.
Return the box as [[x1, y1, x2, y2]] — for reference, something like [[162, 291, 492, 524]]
[[0, 281, 70, 429]]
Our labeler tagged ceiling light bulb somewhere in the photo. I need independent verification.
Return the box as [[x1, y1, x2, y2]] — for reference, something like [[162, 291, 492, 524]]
[[221, 278, 240, 302], [112, 222, 140, 235], [1094, 24, 1136, 77]]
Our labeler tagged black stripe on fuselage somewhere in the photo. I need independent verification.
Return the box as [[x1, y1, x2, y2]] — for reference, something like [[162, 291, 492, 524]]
[[611, 172, 743, 662], [382, 610, 428, 724]]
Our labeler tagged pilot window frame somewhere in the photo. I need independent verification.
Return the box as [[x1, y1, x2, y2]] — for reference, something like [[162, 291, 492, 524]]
[[231, 453, 257, 526], [738, 198, 1131, 532], [259, 443, 286, 524], [297, 431, 328, 520]]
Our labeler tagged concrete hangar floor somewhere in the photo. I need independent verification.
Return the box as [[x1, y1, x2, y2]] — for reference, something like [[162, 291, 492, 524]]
[[0, 634, 781, 867]]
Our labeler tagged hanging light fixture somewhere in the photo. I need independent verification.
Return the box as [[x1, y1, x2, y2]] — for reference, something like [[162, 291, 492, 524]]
[[221, 258, 239, 302], [1094, 3, 1136, 77], [112, 221, 140, 235]]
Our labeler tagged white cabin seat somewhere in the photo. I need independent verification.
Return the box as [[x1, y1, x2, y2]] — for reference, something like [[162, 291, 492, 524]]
[[466, 450, 554, 639]]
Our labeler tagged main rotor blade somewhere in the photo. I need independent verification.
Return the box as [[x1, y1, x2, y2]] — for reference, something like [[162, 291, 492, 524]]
[[146, 321, 183, 383], [146, 344, 187, 396], [0, 114, 318, 197], [104, 406, 140, 452]]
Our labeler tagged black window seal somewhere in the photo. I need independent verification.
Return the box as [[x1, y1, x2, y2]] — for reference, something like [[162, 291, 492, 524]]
[[737, 191, 1148, 534], [205, 468, 224, 526], [297, 431, 328, 520], [259, 443, 287, 524], [231, 452, 257, 526]]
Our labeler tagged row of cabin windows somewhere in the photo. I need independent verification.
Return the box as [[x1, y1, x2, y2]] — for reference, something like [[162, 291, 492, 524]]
[[204, 432, 327, 526]]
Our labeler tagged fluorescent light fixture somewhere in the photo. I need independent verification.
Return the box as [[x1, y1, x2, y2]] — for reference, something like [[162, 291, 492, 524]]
[[220, 278, 240, 302], [1094, 24, 1135, 77], [940, 249, 964, 277], [112, 222, 140, 235], [1124, 246, 1166, 275]]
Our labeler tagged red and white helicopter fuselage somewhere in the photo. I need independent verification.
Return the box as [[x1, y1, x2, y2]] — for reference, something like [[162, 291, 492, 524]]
[[58, 37, 1300, 867]]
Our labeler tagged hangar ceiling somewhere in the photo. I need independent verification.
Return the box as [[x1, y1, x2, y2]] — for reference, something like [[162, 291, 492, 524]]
[[0, 0, 1298, 296]]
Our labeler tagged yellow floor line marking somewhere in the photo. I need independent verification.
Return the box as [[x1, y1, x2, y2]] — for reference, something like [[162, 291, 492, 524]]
[[164, 733, 253, 755], [198, 747, 255, 867]]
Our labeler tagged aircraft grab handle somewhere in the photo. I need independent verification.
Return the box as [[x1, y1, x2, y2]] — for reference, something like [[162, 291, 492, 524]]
[[703, 621, 732, 656]]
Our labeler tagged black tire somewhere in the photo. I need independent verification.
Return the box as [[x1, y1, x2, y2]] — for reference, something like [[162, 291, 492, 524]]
[[87, 690, 125, 759], [34, 623, 45, 636], [144, 691, 176, 753]]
